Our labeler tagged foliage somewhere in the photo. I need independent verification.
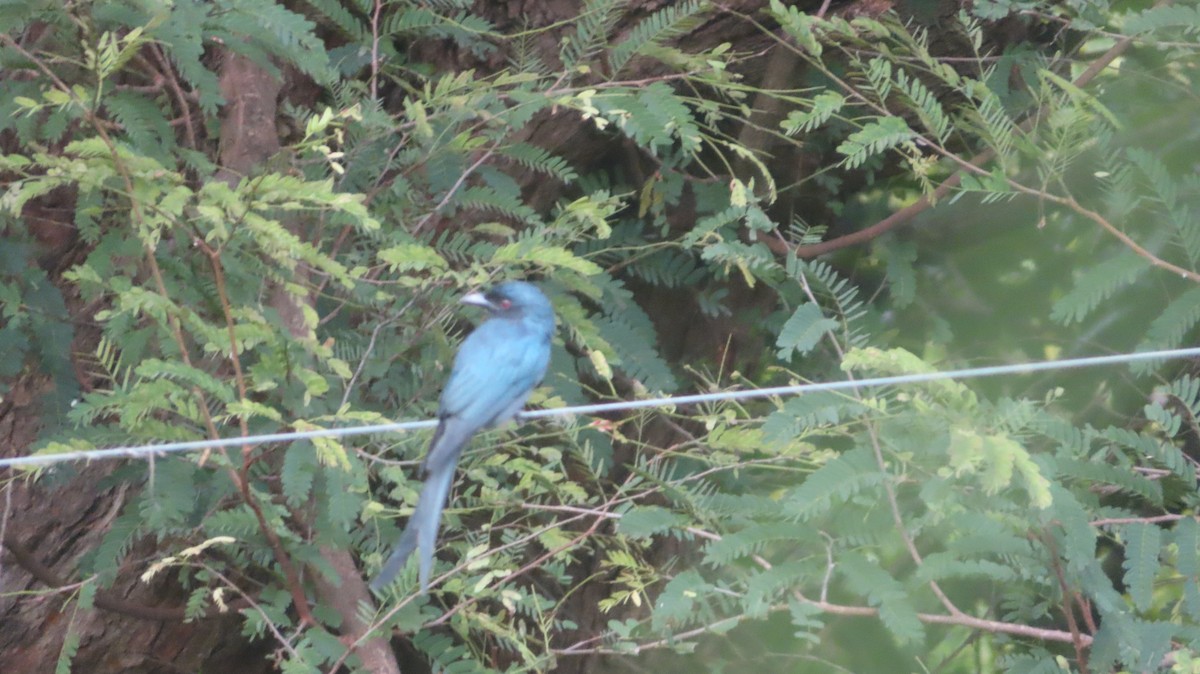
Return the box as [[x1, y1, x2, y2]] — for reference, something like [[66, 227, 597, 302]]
[[2, 0, 1200, 673]]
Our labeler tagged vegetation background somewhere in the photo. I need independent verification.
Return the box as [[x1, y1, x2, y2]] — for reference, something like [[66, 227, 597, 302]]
[[2, 0, 1199, 672]]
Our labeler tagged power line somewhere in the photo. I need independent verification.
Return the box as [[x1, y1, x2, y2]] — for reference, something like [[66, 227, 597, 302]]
[[3, 346, 1199, 470]]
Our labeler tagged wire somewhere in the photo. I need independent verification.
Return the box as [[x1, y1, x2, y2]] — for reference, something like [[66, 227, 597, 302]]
[[3, 346, 1199, 470]]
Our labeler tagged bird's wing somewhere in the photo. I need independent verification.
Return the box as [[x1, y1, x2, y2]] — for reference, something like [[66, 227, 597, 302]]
[[438, 317, 550, 429]]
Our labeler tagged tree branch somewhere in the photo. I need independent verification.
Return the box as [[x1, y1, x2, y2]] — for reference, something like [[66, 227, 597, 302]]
[[1, 531, 251, 621], [772, 16, 1139, 259]]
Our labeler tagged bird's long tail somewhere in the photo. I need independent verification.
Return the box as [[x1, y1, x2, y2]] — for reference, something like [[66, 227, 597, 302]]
[[370, 423, 469, 592], [369, 464, 455, 591]]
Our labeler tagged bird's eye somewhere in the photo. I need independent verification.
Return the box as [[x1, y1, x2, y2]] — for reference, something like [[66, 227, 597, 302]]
[[499, 298, 513, 309]]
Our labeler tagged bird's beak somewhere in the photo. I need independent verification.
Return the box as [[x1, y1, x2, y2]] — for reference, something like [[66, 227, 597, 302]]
[[459, 291, 493, 309]]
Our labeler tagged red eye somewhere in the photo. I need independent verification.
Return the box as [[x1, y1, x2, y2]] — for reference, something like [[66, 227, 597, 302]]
[[499, 299, 513, 309]]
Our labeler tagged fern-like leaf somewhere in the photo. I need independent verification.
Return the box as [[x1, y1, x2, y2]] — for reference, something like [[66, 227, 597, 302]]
[[1053, 457, 1163, 506], [561, 0, 622, 71], [782, 447, 885, 520], [593, 311, 678, 392], [1124, 5, 1200, 35], [782, 91, 845, 136], [1050, 251, 1146, 324], [607, 0, 707, 74], [704, 522, 819, 565], [1102, 426, 1195, 484], [1121, 522, 1161, 612], [761, 391, 865, 446], [837, 116, 914, 169], [776, 302, 838, 359], [1133, 286, 1200, 366], [839, 552, 924, 644], [500, 142, 579, 182], [896, 69, 950, 143]]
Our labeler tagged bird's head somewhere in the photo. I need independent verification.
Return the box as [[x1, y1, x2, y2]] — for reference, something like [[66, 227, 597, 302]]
[[460, 281, 553, 319]]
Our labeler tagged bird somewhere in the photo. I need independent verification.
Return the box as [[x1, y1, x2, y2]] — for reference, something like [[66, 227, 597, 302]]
[[370, 281, 555, 592]]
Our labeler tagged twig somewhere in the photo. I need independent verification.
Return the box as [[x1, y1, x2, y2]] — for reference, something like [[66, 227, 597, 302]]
[[1044, 532, 1091, 673], [797, 267, 963, 617], [411, 142, 500, 233], [0, 481, 10, 586], [370, 0, 382, 100], [423, 515, 607, 629], [200, 563, 301, 659], [340, 296, 418, 408], [555, 591, 1091, 656], [1005, 186, 1200, 283], [769, 14, 1140, 258], [1, 531, 251, 620], [1091, 513, 1193, 527]]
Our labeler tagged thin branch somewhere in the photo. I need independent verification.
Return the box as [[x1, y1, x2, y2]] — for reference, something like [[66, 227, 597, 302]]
[[340, 296, 418, 408], [411, 142, 500, 233], [1091, 513, 1194, 527], [1044, 532, 1091, 673], [1, 531, 251, 621], [796, 267, 963, 617], [556, 591, 1091, 656], [148, 43, 197, 150], [199, 563, 300, 659], [810, 592, 1093, 646], [1007, 185, 1200, 284], [0, 481, 10, 585], [768, 15, 1140, 259], [423, 515, 607, 629], [370, 0, 382, 101]]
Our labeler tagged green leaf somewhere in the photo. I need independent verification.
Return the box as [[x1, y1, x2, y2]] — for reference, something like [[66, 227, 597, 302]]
[[618, 505, 684, 539], [839, 552, 924, 644], [1050, 252, 1145, 324], [837, 116, 914, 169], [593, 310, 678, 392], [743, 561, 811, 617], [596, 82, 703, 153], [1185, 578, 1200, 622], [781, 92, 845, 135], [843, 346, 975, 406], [914, 552, 1017, 584], [770, 0, 823, 56], [1134, 285, 1200, 367], [493, 244, 603, 276], [1176, 517, 1198, 579], [185, 585, 211, 622], [1053, 457, 1162, 506], [55, 623, 80, 674], [1124, 5, 1200, 34], [281, 443, 318, 506], [142, 458, 200, 530], [607, 0, 707, 74], [1123, 620, 1177, 672], [1121, 522, 1161, 612], [788, 598, 824, 643], [377, 243, 449, 273], [783, 447, 885, 520], [882, 241, 918, 308], [1102, 426, 1195, 484], [650, 569, 712, 632], [704, 522, 820, 565], [1038, 69, 1121, 130], [776, 303, 838, 359], [944, 429, 1052, 509], [762, 391, 865, 447], [998, 654, 1062, 674]]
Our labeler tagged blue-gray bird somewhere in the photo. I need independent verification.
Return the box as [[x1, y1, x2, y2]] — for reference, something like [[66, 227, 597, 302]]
[[370, 281, 555, 592]]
